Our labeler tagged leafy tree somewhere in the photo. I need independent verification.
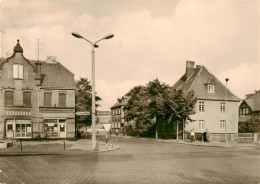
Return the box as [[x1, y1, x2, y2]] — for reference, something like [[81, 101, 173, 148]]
[[239, 117, 260, 133], [76, 78, 102, 127], [124, 79, 197, 139]]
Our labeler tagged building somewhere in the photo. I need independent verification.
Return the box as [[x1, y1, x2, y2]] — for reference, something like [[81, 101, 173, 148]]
[[239, 90, 260, 126], [0, 40, 75, 139], [111, 98, 126, 133], [173, 61, 240, 139]]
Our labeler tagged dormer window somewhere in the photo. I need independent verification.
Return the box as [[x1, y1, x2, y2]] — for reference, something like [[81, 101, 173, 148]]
[[208, 85, 214, 93], [13, 64, 23, 79]]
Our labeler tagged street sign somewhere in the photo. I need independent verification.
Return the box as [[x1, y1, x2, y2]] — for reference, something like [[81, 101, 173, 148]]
[[75, 111, 90, 116]]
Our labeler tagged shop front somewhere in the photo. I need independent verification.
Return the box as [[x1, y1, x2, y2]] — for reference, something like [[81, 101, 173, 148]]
[[6, 119, 32, 139], [43, 119, 66, 138]]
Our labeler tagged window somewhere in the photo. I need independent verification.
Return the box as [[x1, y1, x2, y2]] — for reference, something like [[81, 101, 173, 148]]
[[44, 93, 52, 107], [13, 64, 23, 79], [199, 101, 205, 112], [220, 120, 225, 130], [7, 124, 13, 132], [199, 120, 205, 130], [208, 85, 214, 93], [59, 93, 66, 107], [5, 91, 13, 106], [23, 92, 31, 106], [240, 107, 250, 115], [221, 102, 225, 112]]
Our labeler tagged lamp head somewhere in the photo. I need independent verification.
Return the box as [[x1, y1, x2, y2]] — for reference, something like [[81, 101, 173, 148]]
[[71, 32, 83, 39], [103, 33, 114, 40], [225, 78, 229, 82]]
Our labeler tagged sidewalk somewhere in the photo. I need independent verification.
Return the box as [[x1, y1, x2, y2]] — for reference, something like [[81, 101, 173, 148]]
[[117, 134, 259, 149], [0, 139, 120, 156]]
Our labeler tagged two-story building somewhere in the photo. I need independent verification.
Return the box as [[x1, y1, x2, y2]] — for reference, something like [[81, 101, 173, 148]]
[[173, 61, 241, 140], [0, 40, 75, 140]]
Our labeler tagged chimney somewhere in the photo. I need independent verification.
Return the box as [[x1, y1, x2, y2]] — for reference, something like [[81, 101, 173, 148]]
[[46, 56, 57, 64], [186, 61, 195, 80]]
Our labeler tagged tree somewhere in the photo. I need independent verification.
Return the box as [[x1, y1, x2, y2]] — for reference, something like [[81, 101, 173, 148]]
[[239, 117, 260, 133], [76, 78, 102, 127], [124, 79, 197, 139]]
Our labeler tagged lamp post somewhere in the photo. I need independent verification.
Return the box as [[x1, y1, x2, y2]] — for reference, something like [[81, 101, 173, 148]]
[[225, 78, 229, 146], [72, 32, 114, 150]]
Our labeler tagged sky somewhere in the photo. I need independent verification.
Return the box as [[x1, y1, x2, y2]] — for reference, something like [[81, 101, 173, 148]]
[[0, 0, 259, 110]]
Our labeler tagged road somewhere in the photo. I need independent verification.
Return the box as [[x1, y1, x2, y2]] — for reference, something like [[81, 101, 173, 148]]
[[0, 136, 260, 184]]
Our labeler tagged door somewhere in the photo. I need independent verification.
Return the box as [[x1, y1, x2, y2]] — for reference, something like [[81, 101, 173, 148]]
[[59, 121, 66, 138], [6, 120, 15, 138]]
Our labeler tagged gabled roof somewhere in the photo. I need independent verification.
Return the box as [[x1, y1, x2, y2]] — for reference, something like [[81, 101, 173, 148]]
[[173, 65, 240, 101], [244, 91, 260, 111], [111, 97, 129, 109]]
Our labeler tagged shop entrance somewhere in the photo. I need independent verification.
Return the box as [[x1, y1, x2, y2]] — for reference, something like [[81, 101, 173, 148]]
[[59, 119, 66, 138]]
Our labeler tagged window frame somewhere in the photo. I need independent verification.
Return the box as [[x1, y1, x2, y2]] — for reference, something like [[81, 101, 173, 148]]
[[199, 101, 205, 112], [59, 93, 66, 107], [13, 64, 24, 79], [198, 120, 205, 130], [5, 91, 14, 106], [208, 85, 215, 93], [220, 120, 226, 130], [221, 102, 225, 112], [44, 92, 52, 107], [23, 92, 32, 107]]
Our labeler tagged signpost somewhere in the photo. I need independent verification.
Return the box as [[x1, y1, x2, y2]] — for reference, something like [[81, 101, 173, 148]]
[[75, 111, 90, 116]]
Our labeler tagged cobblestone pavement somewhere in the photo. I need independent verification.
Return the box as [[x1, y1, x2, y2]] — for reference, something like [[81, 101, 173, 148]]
[[0, 137, 260, 184]]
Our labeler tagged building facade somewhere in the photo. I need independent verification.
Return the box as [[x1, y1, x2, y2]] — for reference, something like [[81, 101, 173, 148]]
[[239, 90, 260, 126], [111, 98, 126, 133], [0, 40, 75, 139], [173, 61, 241, 137]]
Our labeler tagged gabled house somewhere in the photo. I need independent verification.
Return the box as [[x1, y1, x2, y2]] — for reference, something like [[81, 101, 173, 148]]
[[239, 90, 260, 123], [0, 40, 75, 139], [173, 61, 240, 139], [111, 97, 127, 133]]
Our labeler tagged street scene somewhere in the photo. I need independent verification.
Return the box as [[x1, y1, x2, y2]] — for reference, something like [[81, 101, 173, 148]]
[[0, 135, 260, 184], [0, 0, 260, 184]]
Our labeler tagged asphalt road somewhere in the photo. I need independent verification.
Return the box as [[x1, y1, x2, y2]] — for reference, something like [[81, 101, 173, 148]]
[[0, 136, 260, 184]]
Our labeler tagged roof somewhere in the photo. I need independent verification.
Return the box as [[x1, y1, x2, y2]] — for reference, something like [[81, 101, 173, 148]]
[[173, 65, 241, 102], [40, 62, 75, 89], [244, 91, 260, 111], [111, 97, 129, 109]]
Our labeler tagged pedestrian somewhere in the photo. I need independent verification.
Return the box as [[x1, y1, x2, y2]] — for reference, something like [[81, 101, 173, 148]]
[[190, 129, 195, 143], [206, 129, 210, 142]]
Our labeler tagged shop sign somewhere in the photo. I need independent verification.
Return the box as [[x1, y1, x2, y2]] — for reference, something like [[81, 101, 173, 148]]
[[54, 127, 58, 132], [48, 123, 55, 126]]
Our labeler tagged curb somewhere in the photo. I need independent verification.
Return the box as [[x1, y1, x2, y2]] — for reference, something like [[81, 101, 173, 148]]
[[0, 142, 120, 156]]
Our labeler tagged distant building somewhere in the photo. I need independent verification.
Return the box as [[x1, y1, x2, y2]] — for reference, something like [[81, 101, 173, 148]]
[[0, 40, 75, 139], [173, 61, 240, 138], [239, 90, 260, 126], [96, 111, 111, 132], [111, 97, 128, 133]]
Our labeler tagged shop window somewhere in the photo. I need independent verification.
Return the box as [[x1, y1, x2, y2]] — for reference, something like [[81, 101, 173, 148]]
[[13, 64, 23, 79], [44, 93, 52, 107], [59, 93, 66, 107], [5, 91, 13, 106], [23, 92, 31, 107], [7, 124, 13, 132]]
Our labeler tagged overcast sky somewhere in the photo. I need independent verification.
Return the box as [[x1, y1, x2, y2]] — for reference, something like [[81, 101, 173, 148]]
[[0, 0, 259, 110]]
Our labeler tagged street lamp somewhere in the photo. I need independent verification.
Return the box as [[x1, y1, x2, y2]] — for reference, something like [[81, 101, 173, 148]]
[[72, 32, 114, 150], [225, 78, 229, 146]]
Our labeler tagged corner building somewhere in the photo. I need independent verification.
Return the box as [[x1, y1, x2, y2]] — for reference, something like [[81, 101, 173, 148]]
[[0, 40, 75, 139]]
